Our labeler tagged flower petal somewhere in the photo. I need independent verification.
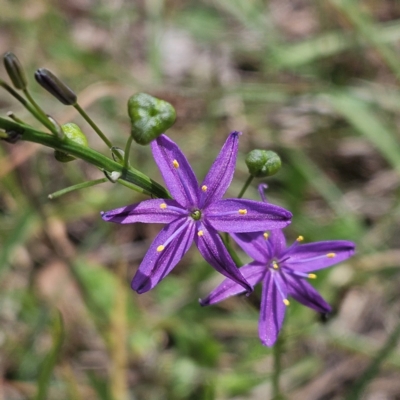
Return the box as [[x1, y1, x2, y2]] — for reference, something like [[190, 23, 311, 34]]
[[195, 225, 252, 292], [269, 229, 287, 258], [206, 199, 292, 232], [231, 232, 271, 263], [101, 199, 187, 224], [259, 272, 286, 347], [151, 134, 199, 207], [200, 262, 265, 306], [285, 274, 332, 313], [200, 131, 240, 208], [284, 240, 355, 272], [131, 218, 195, 293]]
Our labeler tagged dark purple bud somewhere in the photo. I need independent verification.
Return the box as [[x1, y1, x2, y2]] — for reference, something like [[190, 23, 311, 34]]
[[3, 52, 27, 90], [34, 68, 77, 105]]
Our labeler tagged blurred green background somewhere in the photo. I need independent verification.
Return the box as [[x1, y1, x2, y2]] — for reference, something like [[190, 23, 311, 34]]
[[1, 0, 400, 399]]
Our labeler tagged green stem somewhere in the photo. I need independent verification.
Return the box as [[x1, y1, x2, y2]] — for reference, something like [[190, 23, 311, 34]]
[[272, 334, 284, 399], [48, 178, 108, 199], [221, 233, 243, 267], [23, 88, 58, 134], [124, 135, 134, 169], [0, 118, 170, 198], [7, 112, 25, 124], [0, 81, 56, 134], [74, 103, 114, 149], [238, 175, 254, 198]]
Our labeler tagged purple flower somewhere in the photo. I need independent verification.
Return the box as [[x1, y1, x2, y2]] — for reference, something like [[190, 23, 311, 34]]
[[101, 133, 292, 294], [200, 185, 355, 347]]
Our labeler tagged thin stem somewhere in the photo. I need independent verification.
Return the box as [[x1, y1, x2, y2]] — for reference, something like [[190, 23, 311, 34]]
[[221, 233, 243, 267], [23, 88, 57, 133], [48, 178, 108, 199], [272, 334, 284, 400], [7, 112, 25, 124], [0, 81, 56, 134], [0, 118, 170, 198], [73, 103, 114, 149], [123, 136, 133, 169], [238, 175, 254, 198], [116, 178, 151, 195]]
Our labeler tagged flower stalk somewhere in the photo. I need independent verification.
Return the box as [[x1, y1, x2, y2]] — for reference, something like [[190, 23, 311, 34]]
[[0, 117, 170, 199]]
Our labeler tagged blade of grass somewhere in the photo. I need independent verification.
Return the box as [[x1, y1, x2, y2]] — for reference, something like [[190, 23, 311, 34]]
[[34, 311, 65, 400], [344, 319, 400, 399], [327, 91, 400, 174], [329, 0, 400, 82], [0, 208, 37, 276]]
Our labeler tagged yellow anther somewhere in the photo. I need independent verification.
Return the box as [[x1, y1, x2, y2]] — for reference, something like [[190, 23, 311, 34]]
[[272, 262, 279, 270], [263, 232, 269, 239], [296, 235, 304, 242], [201, 185, 207, 192], [160, 203, 167, 209], [308, 273, 317, 279], [327, 253, 336, 258], [173, 159, 179, 168], [283, 299, 290, 306], [157, 245, 165, 252], [238, 209, 247, 215], [198, 230, 204, 237]]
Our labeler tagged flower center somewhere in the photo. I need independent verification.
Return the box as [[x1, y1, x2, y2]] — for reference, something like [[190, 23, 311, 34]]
[[191, 209, 202, 221]]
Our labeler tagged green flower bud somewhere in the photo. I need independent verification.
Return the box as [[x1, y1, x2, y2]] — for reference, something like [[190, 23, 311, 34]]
[[245, 149, 282, 177], [35, 68, 77, 105], [128, 93, 176, 145], [3, 52, 27, 90], [54, 123, 88, 163]]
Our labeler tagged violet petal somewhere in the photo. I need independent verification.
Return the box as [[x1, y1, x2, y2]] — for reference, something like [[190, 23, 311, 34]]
[[284, 240, 355, 272], [200, 262, 265, 306], [101, 199, 187, 224], [151, 134, 199, 207], [200, 131, 240, 208], [259, 272, 286, 347], [195, 224, 252, 292], [231, 232, 271, 263], [285, 274, 332, 313], [206, 199, 292, 232], [131, 218, 195, 293]]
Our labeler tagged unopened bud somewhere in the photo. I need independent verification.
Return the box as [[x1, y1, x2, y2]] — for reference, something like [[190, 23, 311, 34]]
[[35, 68, 77, 105], [54, 123, 88, 163], [128, 93, 176, 145], [245, 149, 281, 177], [3, 52, 27, 90]]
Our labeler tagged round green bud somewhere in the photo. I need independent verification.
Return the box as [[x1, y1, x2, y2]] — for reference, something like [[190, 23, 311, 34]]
[[54, 123, 88, 163], [245, 149, 282, 177], [128, 93, 176, 145]]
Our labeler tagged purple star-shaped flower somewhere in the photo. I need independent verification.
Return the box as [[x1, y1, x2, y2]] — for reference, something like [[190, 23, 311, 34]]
[[200, 185, 355, 347], [101, 132, 292, 294]]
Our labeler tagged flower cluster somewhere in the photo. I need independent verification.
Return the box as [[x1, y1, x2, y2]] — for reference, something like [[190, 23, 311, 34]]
[[101, 132, 355, 346]]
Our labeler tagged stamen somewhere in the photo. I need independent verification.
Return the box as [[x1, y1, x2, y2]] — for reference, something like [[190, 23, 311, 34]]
[[160, 203, 167, 209], [263, 232, 269, 239], [308, 273, 317, 279], [272, 261, 279, 270], [201, 185, 207, 192], [283, 299, 290, 306], [156, 220, 191, 253], [291, 253, 338, 263], [238, 209, 247, 215], [272, 273, 289, 307], [327, 253, 336, 258], [198, 230, 204, 236], [296, 235, 304, 242], [173, 159, 179, 168]]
